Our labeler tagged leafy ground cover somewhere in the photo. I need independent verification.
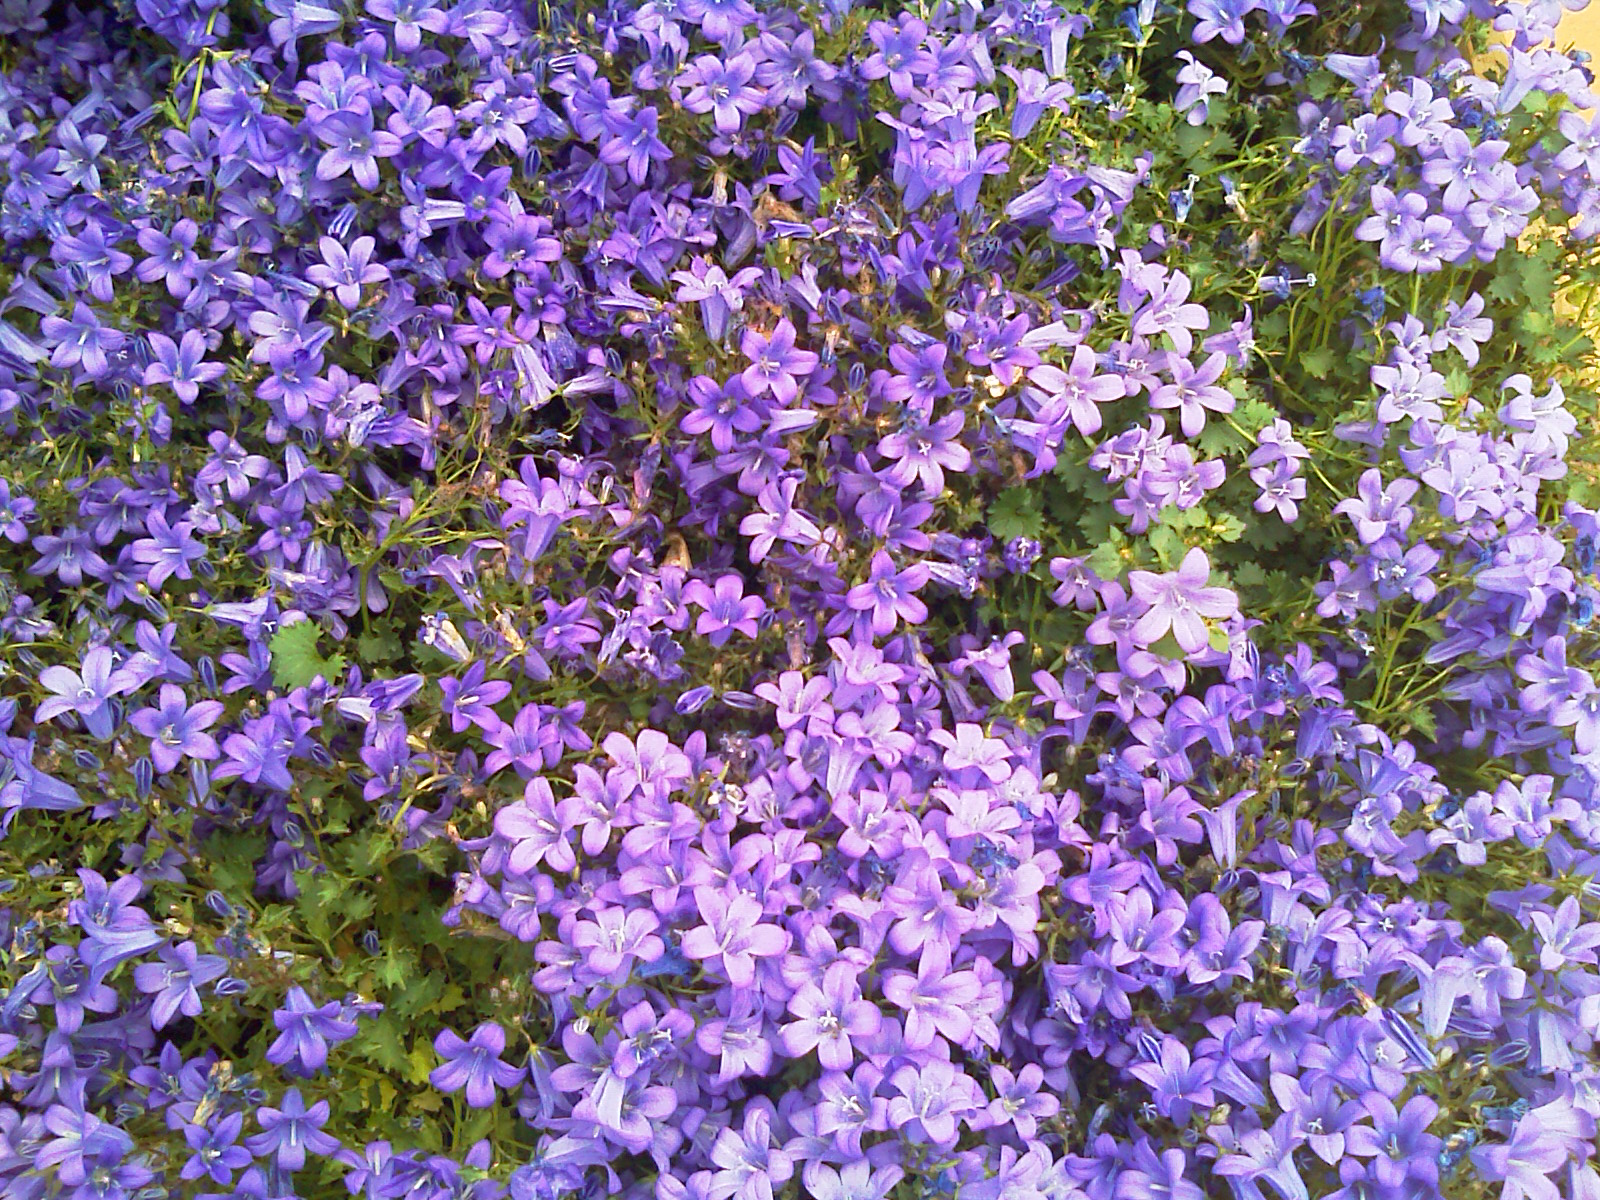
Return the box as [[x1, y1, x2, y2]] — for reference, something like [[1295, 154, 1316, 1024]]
[[2, 0, 1600, 1197]]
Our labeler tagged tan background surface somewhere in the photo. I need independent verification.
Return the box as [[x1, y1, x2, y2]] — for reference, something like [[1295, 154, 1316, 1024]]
[[1564, 8, 1600, 58]]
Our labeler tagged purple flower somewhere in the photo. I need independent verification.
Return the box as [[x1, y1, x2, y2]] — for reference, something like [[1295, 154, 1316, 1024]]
[[483, 704, 561, 778], [709, 1105, 793, 1200], [143, 331, 225, 404], [740, 476, 823, 563], [1271, 1073, 1362, 1164], [681, 886, 790, 987], [1346, 1094, 1441, 1189], [805, 1163, 900, 1200], [494, 777, 580, 875], [439, 662, 511, 733], [215, 714, 295, 791], [1131, 269, 1209, 354], [685, 574, 766, 647], [40, 302, 125, 379], [1003, 66, 1074, 138], [877, 411, 970, 496], [1026, 344, 1124, 438], [1129, 1038, 1216, 1124], [681, 376, 762, 449], [861, 15, 929, 99], [306, 235, 390, 307], [844, 552, 930, 638], [673, 263, 763, 347], [247, 1088, 341, 1172], [365, 0, 451, 53], [128, 685, 224, 774], [881, 341, 952, 411], [179, 1111, 251, 1186], [1150, 351, 1234, 438], [430, 1023, 525, 1108], [886, 1059, 979, 1148], [35, 945, 116, 1033], [1174, 52, 1227, 124], [267, 986, 361, 1073], [135, 219, 201, 298], [881, 943, 981, 1051], [1190, 0, 1261, 41], [132, 940, 226, 1029], [779, 962, 881, 1069], [314, 110, 402, 189], [1129, 548, 1240, 654], [984, 1063, 1060, 1140], [36, 647, 138, 740], [740, 319, 818, 404], [599, 106, 672, 186], [131, 511, 206, 588], [52, 220, 133, 303], [0, 479, 35, 544], [1529, 896, 1600, 971], [1214, 1118, 1308, 1200], [682, 0, 758, 44], [570, 907, 663, 981], [1471, 1098, 1596, 1200], [680, 53, 765, 135], [37, 1106, 134, 1187]]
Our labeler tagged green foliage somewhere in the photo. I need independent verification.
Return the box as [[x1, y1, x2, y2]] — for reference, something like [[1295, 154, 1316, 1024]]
[[988, 488, 1045, 542], [271, 621, 348, 689]]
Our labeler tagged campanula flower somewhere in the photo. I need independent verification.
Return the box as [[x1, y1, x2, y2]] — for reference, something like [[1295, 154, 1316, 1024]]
[[740, 319, 818, 404], [429, 1023, 526, 1108], [35, 647, 138, 740], [306, 235, 391, 308], [1128, 549, 1240, 654], [267, 986, 361, 1073], [132, 941, 227, 1029], [246, 1088, 340, 1171], [143, 329, 226, 405], [128, 685, 224, 774]]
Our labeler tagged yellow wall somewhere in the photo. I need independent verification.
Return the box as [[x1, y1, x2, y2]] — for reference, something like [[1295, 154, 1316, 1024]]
[[1564, 8, 1600, 59]]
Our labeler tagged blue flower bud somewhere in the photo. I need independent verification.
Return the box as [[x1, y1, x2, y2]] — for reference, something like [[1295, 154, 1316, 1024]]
[[675, 685, 714, 715], [1487, 1039, 1530, 1067]]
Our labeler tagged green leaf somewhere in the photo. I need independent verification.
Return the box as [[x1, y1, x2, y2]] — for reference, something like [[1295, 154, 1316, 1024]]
[[1212, 512, 1247, 543], [357, 626, 404, 666], [1148, 523, 1187, 568], [1086, 537, 1125, 581], [1306, 70, 1337, 100], [987, 488, 1045, 542], [270, 621, 346, 690], [297, 873, 374, 947], [1400, 703, 1439, 742], [357, 1013, 412, 1075], [1148, 631, 1187, 660], [1197, 420, 1247, 457], [1232, 398, 1278, 435], [1233, 560, 1269, 587], [1300, 347, 1336, 379]]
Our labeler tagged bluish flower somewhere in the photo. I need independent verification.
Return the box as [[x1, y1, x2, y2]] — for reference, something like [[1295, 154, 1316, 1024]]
[[429, 1023, 526, 1108]]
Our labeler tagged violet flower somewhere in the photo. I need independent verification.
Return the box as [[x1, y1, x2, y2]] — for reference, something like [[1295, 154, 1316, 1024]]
[[429, 1023, 526, 1108], [246, 1088, 341, 1171], [128, 685, 224, 774]]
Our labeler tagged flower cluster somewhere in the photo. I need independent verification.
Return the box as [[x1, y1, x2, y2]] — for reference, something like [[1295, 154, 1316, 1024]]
[[1, 0, 1600, 1199]]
